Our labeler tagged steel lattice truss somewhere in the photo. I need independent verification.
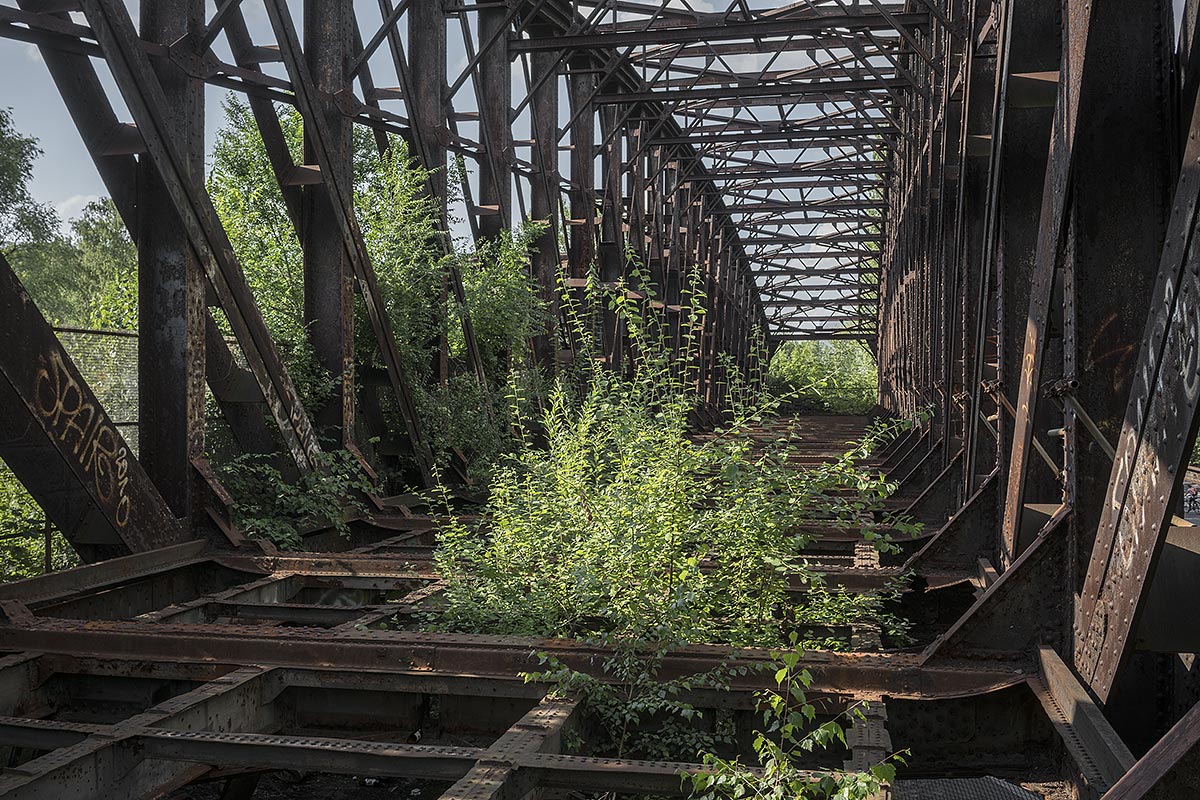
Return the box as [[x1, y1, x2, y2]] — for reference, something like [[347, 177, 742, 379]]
[[515, 0, 913, 340], [0, 0, 933, 538], [10, 0, 1200, 798], [0, 0, 911, 347], [0, 0, 945, 561]]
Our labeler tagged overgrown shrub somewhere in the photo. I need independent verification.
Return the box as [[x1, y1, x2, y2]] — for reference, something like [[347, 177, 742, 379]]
[[768, 341, 878, 415], [217, 449, 378, 550], [452, 222, 550, 381], [430, 278, 918, 648], [690, 636, 906, 800]]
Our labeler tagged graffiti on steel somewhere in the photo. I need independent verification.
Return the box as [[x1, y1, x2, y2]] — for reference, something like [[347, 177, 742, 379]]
[[35, 349, 132, 528]]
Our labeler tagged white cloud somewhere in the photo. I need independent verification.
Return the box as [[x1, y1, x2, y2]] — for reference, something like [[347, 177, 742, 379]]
[[54, 194, 101, 231], [23, 43, 42, 64], [666, 0, 718, 10]]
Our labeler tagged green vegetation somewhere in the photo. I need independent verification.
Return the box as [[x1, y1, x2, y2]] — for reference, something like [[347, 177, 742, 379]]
[[207, 97, 330, 410], [431, 363, 914, 647], [1, 101, 908, 795], [1, 108, 137, 330], [0, 108, 57, 250], [0, 96, 547, 559], [0, 463, 78, 582], [217, 449, 378, 550], [690, 636, 904, 800], [523, 640, 739, 761], [208, 95, 543, 479], [768, 341, 878, 415], [430, 276, 914, 646], [421, 280, 914, 793]]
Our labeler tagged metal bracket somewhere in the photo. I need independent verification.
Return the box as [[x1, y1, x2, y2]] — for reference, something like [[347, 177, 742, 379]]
[[1047, 378, 1117, 462], [984, 380, 1063, 480]]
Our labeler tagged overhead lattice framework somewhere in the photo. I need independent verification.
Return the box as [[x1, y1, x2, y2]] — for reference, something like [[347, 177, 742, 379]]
[[0, 0, 919, 347], [13, 0, 1200, 798], [523, 0, 919, 340]]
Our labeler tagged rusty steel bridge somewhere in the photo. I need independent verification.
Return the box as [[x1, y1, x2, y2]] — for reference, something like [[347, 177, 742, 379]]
[[1, 0, 1200, 798]]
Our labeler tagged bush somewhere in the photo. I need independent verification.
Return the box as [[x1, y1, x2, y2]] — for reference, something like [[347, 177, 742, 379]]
[[0, 462, 79, 581], [429, 280, 918, 647], [768, 341, 877, 415], [217, 449, 378, 550]]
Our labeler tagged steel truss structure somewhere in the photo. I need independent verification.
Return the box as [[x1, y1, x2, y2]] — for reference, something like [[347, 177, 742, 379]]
[[4, 0, 1200, 797]]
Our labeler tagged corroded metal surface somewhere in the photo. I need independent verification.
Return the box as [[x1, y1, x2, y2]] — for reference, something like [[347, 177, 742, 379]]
[[4, 0, 1200, 795]]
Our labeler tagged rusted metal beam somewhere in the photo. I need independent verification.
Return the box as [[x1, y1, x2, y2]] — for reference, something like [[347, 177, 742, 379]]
[[0, 612, 1027, 701], [593, 76, 910, 106], [300, 0, 356, 447], [78, 0, 323, 472], [478, 0, 513, 237], [529, 30, 561, 372], [1033, 646, 1134, 793], [1063, 0, 1174, 595], [1074, 16, 1200, 702], [567, 64, 596, 278], [0, 252, 186, 558], [511, 11, 931, 51], [134, 0, 207, 529]]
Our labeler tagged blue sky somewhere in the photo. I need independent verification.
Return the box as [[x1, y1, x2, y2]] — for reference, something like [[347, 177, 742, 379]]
[[3, 2, 271, 226], [1, 0, 487, 233], [4, 31, 128, 224], [0, 0, 1190, 233]]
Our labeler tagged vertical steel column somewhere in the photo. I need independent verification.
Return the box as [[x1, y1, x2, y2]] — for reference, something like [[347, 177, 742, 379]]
[[645, 144, 664, 291], [956, 5, 998, 483], [302, 0, 355, 445], [477, 0, 512, 238], [1066, 0, 1173, 579], [705, 214, 721, 408], [568, 64, 597, 278], [1074, 36, 1200, 704], [627, 124, 648, 269], [705, 224, 724, 407], [410, 0, 450, 384], [529, 39, 560, 374], [999, 0, 1169, 567], [663, 159, 682, 376], [598, 105, 624, 274], [598, 104, 623, 369], [936, 17, 965, 452], [18, 1, 290, 477], [136, 0, 206, 523], [410, 0, 448, 217], [994, 0, 1059, 498]]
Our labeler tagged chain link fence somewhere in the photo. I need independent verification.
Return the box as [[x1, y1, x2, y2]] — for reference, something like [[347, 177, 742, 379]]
[[53, 326, 140, 454]]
